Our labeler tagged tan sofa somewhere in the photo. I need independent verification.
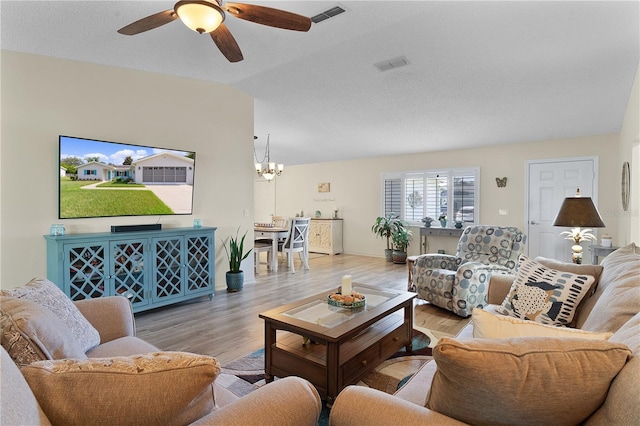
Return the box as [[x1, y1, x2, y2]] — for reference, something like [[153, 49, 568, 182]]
[[331, 243, 640, 425], [1, 294, 321, 425]]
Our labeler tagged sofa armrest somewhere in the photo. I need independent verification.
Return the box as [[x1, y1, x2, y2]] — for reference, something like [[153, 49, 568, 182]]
[[192, 377, 321, 426], [330, 386, 468, 426], [74, 296, 135, 343], [487, 274, 515, 305]]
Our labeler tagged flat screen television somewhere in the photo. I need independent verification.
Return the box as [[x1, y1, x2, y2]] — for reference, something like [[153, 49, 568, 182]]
[[59, 135, 196, 219]]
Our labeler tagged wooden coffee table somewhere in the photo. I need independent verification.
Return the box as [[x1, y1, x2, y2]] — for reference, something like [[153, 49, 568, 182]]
[[259, 284, 416, 404]]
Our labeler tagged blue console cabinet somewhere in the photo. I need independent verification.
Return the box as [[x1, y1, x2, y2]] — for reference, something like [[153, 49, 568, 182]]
[[44, 227, 216, 313]]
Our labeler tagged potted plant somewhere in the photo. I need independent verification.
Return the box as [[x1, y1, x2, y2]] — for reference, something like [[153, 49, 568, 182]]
[[422, 216, 434, 227], [391, 227, 412, 264], [372, 213, 406, 262], [221, 228, 253, 292], [438, 214, 447, 228]]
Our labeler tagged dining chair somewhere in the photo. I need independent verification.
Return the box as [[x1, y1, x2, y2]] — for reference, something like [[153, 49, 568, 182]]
[[272, 215, 287, 228], [278, 217, 310, 273], [254, 242, 272, 275]]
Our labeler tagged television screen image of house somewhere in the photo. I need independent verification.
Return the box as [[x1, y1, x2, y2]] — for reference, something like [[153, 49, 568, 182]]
[[59, 135, 195, 219]]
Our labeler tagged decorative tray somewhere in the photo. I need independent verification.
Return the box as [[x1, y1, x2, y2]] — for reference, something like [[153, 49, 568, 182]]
[[327, 292, 366, 309], [254, 223, 274, 228]]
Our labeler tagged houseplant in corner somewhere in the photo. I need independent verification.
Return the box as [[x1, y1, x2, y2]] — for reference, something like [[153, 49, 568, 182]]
[[372, 213, 406, 262], [221, 228, 253, 292], [391, 227, 412, 264]]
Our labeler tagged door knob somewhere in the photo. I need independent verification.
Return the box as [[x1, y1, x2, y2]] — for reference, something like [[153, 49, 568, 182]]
[[530, 221, 539, 225]]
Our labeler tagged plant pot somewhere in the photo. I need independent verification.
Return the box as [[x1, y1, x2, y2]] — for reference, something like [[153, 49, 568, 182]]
[[226, 271, 244, 292], [424, 222, 432, 228], [392, 250, 407, 264], [439, 220, 447, 228], [384, 248, 394, 262], [455, 222, 463, 229]]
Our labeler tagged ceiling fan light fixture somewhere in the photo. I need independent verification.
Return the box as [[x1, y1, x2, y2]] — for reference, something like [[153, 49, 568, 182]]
[[175, 0, 225, 34]]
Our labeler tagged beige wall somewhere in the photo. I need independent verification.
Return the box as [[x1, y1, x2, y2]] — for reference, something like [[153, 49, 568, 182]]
[[618, 63, 640, 245], [0, 51, 255, 290], [270, 134, 623, 258]]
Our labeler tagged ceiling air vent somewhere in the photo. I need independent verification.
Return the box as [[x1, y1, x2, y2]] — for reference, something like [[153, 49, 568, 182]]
[[374, 56, 410, 72], [311, 6, 346, 24]]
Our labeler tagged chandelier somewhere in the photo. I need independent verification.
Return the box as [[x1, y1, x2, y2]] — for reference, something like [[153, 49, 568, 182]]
[[254, 134, 283, 181]]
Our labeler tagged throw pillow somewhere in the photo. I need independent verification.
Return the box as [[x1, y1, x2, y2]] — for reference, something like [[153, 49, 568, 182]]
[[21, 352, 220, 426], [472, 308, 612, 340], [0, 296, 87, 366], [534, 256, 602, 293], [3, 278, 100, 352], [535, 256, 603, 326], [494, 254, 595, 326], [427, 337, 631, 426]]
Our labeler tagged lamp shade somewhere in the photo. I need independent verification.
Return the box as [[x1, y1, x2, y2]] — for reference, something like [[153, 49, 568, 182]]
[[552, 197, 605, 228], [175, 1, 224, 34]]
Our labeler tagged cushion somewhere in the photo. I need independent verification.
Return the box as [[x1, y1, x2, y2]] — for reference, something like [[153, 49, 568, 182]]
[[21, 352, 220, 426], [534, 256, 603, 294], [427, 337, 631, 426], [585, 312, 640, 424], [2, 278, 100, 352], [494, 255, 595, 326], [0, 296, 87, 366], [472, 308, 612, 340], [534, 256, 603, 327], [0, 347, 51, 426], [580, 243, 640, 334]]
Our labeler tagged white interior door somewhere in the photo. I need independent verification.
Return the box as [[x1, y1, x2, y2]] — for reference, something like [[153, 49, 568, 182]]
[[526, 157, 598, 263], [253, 179, 276, 223]]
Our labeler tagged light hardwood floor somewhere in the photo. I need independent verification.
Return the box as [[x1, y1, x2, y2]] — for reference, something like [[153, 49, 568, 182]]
[[135, 253, 469, 365]]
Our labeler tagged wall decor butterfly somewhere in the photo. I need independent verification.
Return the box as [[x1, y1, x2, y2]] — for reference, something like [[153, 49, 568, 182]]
[[496, 177, 507, 188]]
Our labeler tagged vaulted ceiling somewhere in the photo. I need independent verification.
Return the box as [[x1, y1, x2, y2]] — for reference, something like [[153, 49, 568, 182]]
[[2, 1, 639, 165]]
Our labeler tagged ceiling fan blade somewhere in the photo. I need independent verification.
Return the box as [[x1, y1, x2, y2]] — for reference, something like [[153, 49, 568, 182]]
[[210, 24, 244, 63], [117, 10, 178, 35], [223, 3, 311, 32]]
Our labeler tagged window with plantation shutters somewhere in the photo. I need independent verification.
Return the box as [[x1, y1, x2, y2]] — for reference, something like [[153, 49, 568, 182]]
[[383, 176, 402, 217], [404, 174, 424, 222], [382, 168, 479, 226]]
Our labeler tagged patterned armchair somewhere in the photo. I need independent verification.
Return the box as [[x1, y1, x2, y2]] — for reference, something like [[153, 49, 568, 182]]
[[411, 225, 527, 317]]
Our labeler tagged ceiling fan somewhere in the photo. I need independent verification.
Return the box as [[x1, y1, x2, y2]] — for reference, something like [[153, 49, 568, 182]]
[[117, 0, 312, 63]]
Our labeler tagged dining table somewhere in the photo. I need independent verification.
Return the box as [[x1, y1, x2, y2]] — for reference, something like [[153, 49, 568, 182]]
[[254, 226, 289, 272]]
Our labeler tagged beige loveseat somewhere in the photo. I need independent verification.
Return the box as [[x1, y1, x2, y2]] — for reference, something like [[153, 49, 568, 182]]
[[1, 287, 321, 425], [331, 243, 640, 425]]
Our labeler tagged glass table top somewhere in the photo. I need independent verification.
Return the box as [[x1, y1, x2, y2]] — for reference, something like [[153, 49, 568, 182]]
[[282, 287, 399, 329]]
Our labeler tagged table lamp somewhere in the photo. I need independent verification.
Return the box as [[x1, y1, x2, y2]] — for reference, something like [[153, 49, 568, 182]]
[[552, 189, 605, 264]]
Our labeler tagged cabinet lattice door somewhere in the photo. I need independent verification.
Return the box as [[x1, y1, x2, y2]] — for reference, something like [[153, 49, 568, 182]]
[[111, 239, 148, 308], [153, 237, 184, 301], [187, 235, 212, 292], [64, 243, 108, 300]]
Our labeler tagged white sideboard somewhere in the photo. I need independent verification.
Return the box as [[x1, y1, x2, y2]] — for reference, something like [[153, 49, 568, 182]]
[[309, 219, 343, 255]]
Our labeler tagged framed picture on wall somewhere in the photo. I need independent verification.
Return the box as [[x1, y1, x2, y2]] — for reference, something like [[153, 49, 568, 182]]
[[318, 182, 330, 193]]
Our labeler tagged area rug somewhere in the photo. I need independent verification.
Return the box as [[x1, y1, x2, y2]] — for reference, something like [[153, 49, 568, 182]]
[[218, 328, 435, 400]]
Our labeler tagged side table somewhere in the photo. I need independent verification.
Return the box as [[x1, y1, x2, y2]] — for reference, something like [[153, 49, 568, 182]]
[[589, 245, 619, 265], [419, 227, 464, 253]]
